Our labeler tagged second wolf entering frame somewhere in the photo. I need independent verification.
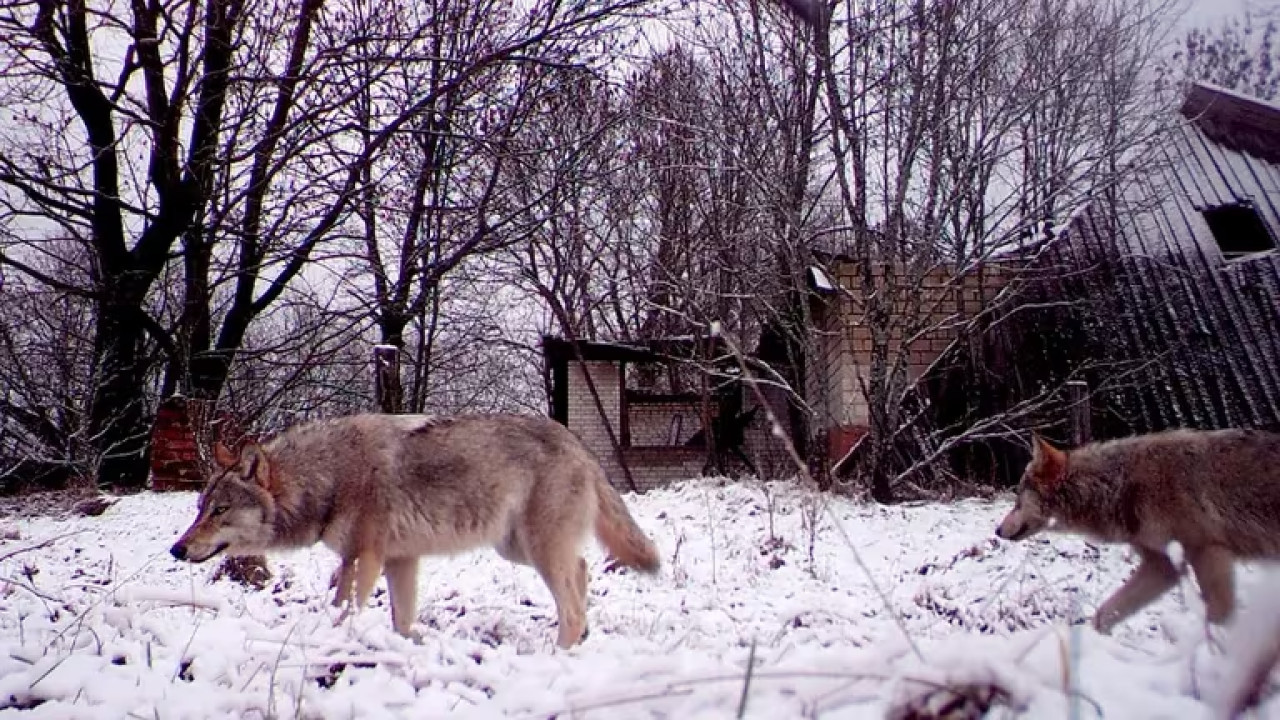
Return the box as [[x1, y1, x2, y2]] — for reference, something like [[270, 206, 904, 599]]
[[996, 428, 1280, 634]]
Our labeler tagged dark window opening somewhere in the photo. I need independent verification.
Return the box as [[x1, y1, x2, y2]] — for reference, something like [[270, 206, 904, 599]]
[[1203, 202, 1276, 259]]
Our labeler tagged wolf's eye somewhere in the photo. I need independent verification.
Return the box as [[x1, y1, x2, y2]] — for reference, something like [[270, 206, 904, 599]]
[[211, 506, 229, 517]]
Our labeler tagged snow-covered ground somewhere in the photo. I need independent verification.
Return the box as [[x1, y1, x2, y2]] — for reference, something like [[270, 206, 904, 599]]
[[0, 479, 1275, 718]]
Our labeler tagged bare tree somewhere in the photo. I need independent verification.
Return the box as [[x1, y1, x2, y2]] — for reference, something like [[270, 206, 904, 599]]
[[176, 0, 640, 411], [0, 0, 649, 487], [691, 0, 828, 462], [335, 0, 554, 412], [502, 66, 644, 342], [1165, 7, 1280, 101], [0, 0, 256, 487], [801, 0, 1177, 500], [505, 5, 827, 468], [0, 242, 95, 487]]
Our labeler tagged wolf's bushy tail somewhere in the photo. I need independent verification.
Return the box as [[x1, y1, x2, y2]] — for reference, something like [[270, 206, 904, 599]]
[[594, 475, 660, 573]]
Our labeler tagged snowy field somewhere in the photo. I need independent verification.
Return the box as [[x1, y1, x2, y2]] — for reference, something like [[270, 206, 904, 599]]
[[0, 478, 1276, 719]]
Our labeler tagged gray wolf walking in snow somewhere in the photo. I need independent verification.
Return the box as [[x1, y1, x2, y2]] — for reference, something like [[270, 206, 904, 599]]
[[996, 429, 1280, 632], [171, 412, 660, 648]]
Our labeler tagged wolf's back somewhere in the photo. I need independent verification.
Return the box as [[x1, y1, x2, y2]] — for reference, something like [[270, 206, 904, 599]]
[[1195, 430, 1280, 554], [1076, 428, 1280, 487], [1084, 429, 1280, 556]]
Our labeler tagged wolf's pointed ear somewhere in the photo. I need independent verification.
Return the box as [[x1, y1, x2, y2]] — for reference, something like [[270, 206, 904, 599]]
[[239, 443, 272, 490], [212, 440, 238, 469], [1029, 433, 1068, 492]]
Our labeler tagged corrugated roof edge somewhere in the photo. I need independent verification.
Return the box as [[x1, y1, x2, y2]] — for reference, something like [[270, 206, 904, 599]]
[[1180, 83, 1280, 164]]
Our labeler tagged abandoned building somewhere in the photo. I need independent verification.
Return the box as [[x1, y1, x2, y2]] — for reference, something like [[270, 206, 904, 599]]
[[910, 81, 1280, 487], [547, 82, 1280, 493], [540, 335, 793, 491], [997, 82, 1280, 437], [805, 261, 1013, 475]]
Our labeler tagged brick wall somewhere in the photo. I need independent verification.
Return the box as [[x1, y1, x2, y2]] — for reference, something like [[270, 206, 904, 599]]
[[621, 447, 706, 489], [565, 361, 627, 486], [740, 383, 796, 478], [149, 396, 256, 492], [563, 360, 712, 491], [816, 262, 1012, 431], [149, 396, 208, 492], [628, 402, 702, 447]]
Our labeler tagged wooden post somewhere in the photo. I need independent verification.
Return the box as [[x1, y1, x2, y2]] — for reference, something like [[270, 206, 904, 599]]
[[1066, 380, 1091, 445], [373, 344, 403, 414]]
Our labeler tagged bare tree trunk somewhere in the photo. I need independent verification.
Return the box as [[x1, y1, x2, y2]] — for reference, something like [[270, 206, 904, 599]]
[[374, 345, 403, 414], [87, 294, 153, 488]]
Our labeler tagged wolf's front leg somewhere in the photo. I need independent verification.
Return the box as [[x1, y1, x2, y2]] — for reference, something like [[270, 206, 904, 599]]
[[333, 550, 385, 627], [383, 556, 420, 638], [350, 549, 384, 615], [1093, 546, 1180, 633], [331, 556, 364, 629], [1185, 544, 1236, 625]]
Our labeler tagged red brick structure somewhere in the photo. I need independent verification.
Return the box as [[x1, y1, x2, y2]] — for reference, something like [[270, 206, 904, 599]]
[[149, 396, 253, 491]]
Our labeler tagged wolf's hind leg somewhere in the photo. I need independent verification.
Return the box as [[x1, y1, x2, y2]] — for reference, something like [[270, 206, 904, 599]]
[[1186, 544, 1236, 625], [573, 557, 588, 607], [351, 549, 384, 612], [1093, 547, 1180, 633], [531, 546, 588, 649], [571, 557, 590, 640], [330, 557, 356, 609], [383, 556, 420, 637]]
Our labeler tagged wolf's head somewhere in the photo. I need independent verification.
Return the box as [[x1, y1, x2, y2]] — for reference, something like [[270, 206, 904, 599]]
[[170, 441, 277, 563], [995, 434, 1068, 542]]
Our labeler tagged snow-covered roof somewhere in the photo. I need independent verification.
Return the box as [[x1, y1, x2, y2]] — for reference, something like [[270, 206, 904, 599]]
[[1181, 82, 1280, 164]]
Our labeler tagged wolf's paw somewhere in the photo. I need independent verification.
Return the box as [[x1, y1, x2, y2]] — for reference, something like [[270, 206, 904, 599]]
[[333, 603, 355, 627], [389, 623, 428, 644], [1091, 614, 1116, 635]]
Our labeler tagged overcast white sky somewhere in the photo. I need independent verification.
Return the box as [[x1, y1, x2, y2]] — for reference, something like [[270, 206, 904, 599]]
[[1184, 0, 1269, 27]]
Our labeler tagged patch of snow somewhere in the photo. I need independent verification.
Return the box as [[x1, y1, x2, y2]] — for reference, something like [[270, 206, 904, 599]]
[[808, 265, 837, 293], [1209, 567, 1280, 718], [0, 479, 1275, 717]]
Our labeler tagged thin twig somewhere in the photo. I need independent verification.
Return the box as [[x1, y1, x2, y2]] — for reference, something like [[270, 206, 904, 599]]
[[0, 575, 61, 603], [0, 530, 86, 564], [545, 670, 889, 719], [736, 638, 758, 719], [267, 619, 302, 720]]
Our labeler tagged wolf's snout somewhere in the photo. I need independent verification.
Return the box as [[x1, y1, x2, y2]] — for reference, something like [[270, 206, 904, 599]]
[[995, 523, 1019, 540], [995, 513, 1029, 541], [170, 543, 188, 561]]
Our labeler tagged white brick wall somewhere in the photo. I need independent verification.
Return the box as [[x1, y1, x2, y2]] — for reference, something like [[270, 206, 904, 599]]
[[565, 361, 624, 485], [628, 403, 701, 446], [563, 360, 710, 491], [621, 448, 707, 490]]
